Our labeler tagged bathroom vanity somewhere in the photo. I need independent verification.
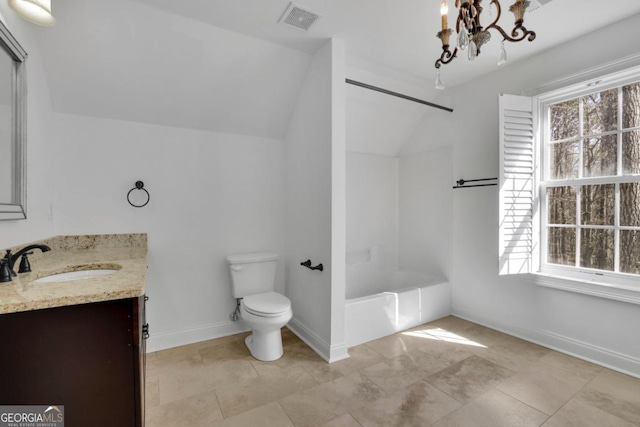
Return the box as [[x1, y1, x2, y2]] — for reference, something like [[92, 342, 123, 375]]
[[0, 234, 148, 427]]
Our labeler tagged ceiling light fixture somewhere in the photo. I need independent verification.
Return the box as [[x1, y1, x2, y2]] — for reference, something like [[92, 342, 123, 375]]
[[435, 0, 536, 89], [8, 0, 56, 26]]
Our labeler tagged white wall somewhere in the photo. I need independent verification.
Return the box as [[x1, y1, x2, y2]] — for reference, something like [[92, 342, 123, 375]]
[[50, 113, 286, 352], [398, 147, 453, 279], [0, 3, 346, 357], [346, 152, 398, 270], [422, 13, 640, 376], [0, 6, 55, 248], [285, 39, 347, 362]]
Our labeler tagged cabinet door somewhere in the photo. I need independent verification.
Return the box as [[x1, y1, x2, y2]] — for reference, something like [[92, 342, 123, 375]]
[[0, 299, 137, 427]]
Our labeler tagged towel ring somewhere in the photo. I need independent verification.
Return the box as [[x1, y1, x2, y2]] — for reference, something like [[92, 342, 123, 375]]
[[127, 181, 150, 208]]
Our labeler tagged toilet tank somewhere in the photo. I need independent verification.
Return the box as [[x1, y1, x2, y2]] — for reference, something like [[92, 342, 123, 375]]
[[227, 252, 278, 298]]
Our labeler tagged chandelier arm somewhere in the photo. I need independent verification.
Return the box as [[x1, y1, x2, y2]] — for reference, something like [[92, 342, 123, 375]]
[[435, 46, 458, 68], [485, 22, 512, 41], [484, 20, 534, 43], [485, 0, 503, 29], [511, 24, 536, 42], [488, 0, 536, 43]]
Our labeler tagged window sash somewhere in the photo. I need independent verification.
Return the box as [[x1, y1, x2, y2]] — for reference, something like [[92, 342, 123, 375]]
[[541, 182, 640, 274], [538, 76, 640, 280]]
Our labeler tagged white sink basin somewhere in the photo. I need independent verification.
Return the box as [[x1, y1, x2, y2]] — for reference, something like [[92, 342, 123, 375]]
[[33, 269, 119, 283]]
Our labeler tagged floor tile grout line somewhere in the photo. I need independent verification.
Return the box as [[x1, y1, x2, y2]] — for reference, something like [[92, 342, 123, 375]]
[[494, 368, 586, 419], [361, 341, 393, 361], [419, 364, 551, 427], [276, 398, 305, 427], [567, 369, 640, 426], [144, 317, 640, 426], [247, 358, 263, 378], [492, 388, 552, 425], [274, 401, 297, 427], [419, 352, 515, 406], [211, 388, 226, 420], [345, 411, 365, 427]]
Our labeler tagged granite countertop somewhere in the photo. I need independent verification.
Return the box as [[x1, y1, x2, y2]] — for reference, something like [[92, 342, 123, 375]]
[[0, 234, 147, 314]]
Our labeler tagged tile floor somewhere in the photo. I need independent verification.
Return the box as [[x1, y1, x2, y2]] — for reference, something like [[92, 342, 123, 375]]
[[145, 316, 640, 427]]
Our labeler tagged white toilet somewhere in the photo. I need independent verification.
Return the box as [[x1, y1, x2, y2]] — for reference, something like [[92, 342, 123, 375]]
[[227, 252, 292, 361]]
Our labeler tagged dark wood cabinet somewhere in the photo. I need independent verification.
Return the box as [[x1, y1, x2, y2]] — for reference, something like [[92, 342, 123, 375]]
[[0, 296, 146, 427]]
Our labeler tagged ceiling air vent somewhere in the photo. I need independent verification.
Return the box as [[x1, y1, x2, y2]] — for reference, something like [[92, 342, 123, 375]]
[[527, 0, 553, 13], [279, 2, 320, 32]]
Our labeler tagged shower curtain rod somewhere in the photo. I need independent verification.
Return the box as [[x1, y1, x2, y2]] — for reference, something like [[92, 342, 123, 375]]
[[345, 79, 454, 113]]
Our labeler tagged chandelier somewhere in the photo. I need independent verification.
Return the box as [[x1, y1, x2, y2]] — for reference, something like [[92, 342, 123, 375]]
[[435, 0, 536, 88]]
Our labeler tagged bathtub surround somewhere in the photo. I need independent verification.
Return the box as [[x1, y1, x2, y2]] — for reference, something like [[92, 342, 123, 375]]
[[345, 147, 453, 280], [345, 269, 451, 346], [345, 235, 451, 348], [346, 152, 398, 270], [398, 147, 454, 279], [345, 147, 454, 347]]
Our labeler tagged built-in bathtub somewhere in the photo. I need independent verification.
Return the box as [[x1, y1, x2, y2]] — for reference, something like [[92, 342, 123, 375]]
[[345, 247, 451, 347]]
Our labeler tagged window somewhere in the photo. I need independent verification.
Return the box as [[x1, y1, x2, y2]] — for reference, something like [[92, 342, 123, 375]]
[[499, 66, 640, 300], [543, 83, 640, 277]]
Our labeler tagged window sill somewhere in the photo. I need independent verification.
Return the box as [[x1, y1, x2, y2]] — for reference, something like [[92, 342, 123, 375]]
[[522, 272, 640, 305]]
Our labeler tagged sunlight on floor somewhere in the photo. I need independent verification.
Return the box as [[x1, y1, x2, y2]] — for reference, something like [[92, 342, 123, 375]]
[[402, 328, 487, 348]]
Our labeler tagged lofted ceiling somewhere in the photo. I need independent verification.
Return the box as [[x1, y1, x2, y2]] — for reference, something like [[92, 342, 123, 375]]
[[131, 0, 640, 90], [24, 0, 640, 154]]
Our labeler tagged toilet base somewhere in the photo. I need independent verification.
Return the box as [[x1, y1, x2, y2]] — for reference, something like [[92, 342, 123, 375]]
[[245, 330, 284, 362]]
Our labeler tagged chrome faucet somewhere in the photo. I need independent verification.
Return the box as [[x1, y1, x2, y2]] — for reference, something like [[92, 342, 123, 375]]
[[2, 244, 51, 279]]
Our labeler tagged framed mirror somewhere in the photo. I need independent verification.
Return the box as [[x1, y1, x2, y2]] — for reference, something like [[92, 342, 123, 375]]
[[0, 18, 27, 220]]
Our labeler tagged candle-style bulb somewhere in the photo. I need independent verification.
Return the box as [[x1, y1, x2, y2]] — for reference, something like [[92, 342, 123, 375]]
[[440, 0, 448, 31], [440, 0, 448, 15]]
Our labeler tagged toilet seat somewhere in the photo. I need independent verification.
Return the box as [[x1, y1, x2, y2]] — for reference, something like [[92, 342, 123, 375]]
[[242, 292, 291, 318]]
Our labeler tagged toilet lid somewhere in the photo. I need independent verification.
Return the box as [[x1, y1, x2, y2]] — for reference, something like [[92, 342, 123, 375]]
[[243, 292, 291, 317]]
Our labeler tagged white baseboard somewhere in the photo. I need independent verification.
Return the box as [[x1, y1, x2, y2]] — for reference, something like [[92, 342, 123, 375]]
[[287, 317, 331, 361], [287, 317, 349, 363], [452, 304, 640, 379], [146, 320, 250, 353], [329, 343, 350, 363]]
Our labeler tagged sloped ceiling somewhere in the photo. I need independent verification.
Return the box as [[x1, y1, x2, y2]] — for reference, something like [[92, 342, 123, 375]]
[[26, 0, 640, 153], [33, 0, 311, 139]]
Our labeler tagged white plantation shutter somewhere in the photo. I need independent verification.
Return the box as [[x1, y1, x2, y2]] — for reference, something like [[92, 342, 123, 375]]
[[499, 94, 535, 275]]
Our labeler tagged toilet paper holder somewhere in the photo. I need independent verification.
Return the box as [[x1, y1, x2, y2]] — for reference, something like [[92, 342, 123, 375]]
[[300, 260, 323, 272]]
